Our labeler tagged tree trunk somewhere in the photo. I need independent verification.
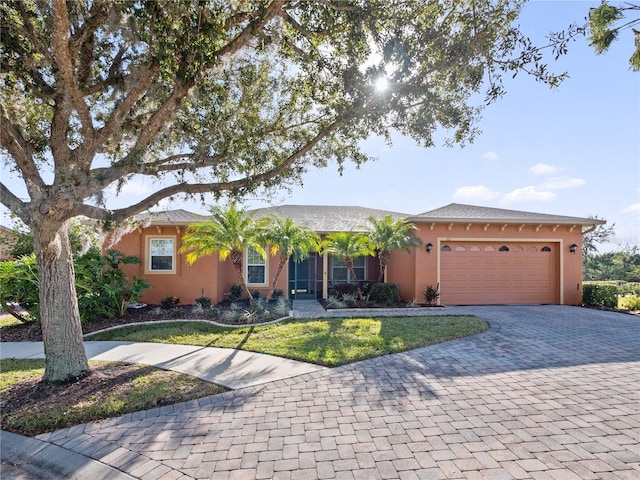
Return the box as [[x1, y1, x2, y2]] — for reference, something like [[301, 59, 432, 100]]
[[345, 256, 361, 297], [230, 252, 255, 306], [377, 250, 391, 283], [34, 221, 90, 383]]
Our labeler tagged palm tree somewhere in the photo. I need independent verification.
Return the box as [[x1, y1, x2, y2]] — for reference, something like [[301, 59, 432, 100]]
[[261, 216, 320, 298], [366, 215, 422, 282], [320, 231, 374, 297], [180, 204, 266, 306]]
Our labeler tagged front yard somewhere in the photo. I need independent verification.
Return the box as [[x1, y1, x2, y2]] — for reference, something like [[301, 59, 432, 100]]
[[1, 315, 487, 436]]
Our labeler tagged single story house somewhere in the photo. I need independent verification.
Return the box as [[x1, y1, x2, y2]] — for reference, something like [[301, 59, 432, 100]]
[[109, 203, 604, 306]]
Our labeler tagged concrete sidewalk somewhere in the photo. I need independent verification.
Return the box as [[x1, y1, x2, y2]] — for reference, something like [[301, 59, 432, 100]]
[[0, 341, 327, 390]]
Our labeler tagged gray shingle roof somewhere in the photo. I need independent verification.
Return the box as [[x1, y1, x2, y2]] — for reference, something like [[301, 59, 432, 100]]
[[133, 209, 208, 225], [249, 205, 410, 233], [409, 203, 605, 226], [135, 203, 605, 229]]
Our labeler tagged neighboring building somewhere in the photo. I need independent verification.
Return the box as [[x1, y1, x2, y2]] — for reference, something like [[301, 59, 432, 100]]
[[109, 203, 604, 306]]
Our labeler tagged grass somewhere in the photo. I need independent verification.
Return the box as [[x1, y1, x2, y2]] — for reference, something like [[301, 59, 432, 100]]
[[0, 359, 226, 436], [87, 315, 488, 367], [0, 315, 22, 328]]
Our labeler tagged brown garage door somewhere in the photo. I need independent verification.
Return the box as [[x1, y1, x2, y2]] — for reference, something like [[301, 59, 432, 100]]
[[440, 242, 559, 305]]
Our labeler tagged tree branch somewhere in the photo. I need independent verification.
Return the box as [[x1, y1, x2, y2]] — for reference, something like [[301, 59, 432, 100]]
[[0, 109, 46, 194], [0, 182, 29, 223], [51, 0, 95, 141], [85, 118, 343, 223]]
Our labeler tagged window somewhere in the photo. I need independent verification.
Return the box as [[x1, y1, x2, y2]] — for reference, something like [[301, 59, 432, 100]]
[[542, 246, 552, 252], [246, 247, 266, 285], [332, 256, 366, 282], [149, 238, 175, 272], [441, 245, 452, 251], [499, 245, 510, 252]]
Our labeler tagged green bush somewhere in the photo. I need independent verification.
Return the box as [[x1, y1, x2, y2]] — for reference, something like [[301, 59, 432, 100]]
[[582, 283, 617, 308], [1, 249, 148, 323], [623, 296, 640, 310], [369, 283, 401, 305], [195, 296, 212, 308], [160, 296, 180, 309], [224, 284, 243, 302], [75, 249, 150, 321], [0, 255, 40, 322], [424, 284, 440, 305]]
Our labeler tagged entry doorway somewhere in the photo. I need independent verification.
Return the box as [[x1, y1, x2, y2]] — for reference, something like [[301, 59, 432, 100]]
[[288, 253, 318, 299]]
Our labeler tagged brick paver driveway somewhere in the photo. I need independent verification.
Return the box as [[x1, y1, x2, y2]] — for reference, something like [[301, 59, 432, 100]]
[[40, 306, 639, 479]]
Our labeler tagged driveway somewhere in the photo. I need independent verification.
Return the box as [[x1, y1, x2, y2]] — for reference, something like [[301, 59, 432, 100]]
[[36, 306, 639, 479]]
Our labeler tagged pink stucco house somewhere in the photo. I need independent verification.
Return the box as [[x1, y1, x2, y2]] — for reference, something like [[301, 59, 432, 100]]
[[109, 203, 604, 306]]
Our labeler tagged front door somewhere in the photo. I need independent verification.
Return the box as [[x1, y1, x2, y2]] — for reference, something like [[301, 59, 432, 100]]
[[288, 254, 317, 299]]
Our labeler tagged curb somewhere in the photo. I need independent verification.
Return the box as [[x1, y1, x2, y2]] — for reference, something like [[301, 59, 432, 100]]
[[0, 430, 135, 480]]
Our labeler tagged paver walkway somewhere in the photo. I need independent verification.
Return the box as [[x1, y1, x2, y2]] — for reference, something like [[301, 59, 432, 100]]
[[11, 306, 640, 479]]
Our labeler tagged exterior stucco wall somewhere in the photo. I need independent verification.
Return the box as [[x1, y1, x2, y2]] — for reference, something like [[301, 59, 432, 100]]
[[399, 222, 585, 305], [107, 215, 586, 307], [111, 226, 219, 305]]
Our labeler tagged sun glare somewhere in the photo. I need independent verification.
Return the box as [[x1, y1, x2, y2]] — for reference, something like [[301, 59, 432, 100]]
[[375, 77, 388, 92]]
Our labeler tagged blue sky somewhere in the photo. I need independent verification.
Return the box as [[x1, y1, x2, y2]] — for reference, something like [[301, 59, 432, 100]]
[[232, 0, 638, 251], [2, 1, 638, 251]]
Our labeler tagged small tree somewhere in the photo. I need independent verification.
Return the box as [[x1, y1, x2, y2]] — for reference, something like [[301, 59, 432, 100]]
[[583, 216, 615, 258], [366, 215, 422, 282], [260, 216, 320, 299], [321, 232, 374, 297], [180, 205, 266, 306]]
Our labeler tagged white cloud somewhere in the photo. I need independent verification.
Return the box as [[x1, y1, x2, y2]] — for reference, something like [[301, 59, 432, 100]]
[[501, 186, 556, 204], [539, 177, 586, 190], [622, 203, 640, 213], [481, 151, 499, 161], [529, 163, 562, 175], [452, 185, 501, 201]]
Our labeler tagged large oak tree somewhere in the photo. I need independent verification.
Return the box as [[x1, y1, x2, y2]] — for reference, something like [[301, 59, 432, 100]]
[[1, 0, 563, 382]]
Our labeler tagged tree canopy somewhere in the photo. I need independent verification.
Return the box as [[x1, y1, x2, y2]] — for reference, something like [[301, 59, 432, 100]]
[[1, 0, 567, 230], [0, 0, 567, 382]]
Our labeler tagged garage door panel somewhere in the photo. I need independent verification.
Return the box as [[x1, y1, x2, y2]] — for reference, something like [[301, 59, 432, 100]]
[[440, 242, 558, 305]]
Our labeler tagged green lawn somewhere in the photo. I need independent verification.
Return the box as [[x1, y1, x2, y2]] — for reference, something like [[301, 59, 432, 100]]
[[87, 315, 488, 367]]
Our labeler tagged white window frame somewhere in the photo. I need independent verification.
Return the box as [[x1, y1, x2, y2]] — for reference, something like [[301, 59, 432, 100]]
[[245, 247, 267, 286], [331, 256, 366, 283], [146, 236, 176, 274]]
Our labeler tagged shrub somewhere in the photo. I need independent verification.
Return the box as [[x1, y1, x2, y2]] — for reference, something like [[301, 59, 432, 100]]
[[224, 284, 243, 302], [251, 290, 261, 300], [424, 284, 440, 305], [342, 293, 358, 307], [1, 249, 149, 323], [273, 298, 291, 316], [369, 283, 401, 305], [195, 296, 212, 308], [0, 255, 40, 322], [75, 249, 149, 321], [332, 283, 358, 297], [623, 296, 640, 311], [271, 289, 284, 300], [582, 283, 617, 308], [325, 295, 345, 309], [160, 296, 180, 309]]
